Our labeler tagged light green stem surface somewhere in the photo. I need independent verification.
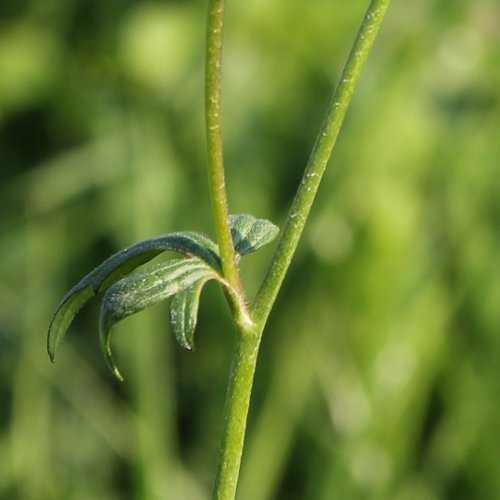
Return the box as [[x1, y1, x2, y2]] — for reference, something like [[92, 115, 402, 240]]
[[252, 0, 392, 326], [205, 0, 246, 309], [210, 0, 392, 498], [212, 331, 260, 500]]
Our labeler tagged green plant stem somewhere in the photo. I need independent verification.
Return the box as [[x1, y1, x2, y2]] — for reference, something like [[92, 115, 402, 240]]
[[205, 0, 247, 315], [252, 0, 392, 326], [211, 1, 391, 498], [207, 2, 257, 495], [212, 330, 260, 500]]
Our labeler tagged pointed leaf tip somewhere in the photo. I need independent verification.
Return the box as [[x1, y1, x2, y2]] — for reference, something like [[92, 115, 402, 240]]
[[47, 284, 95, 362], [47, 231, 220, 363], [170, 277, 213, 350], [229, 214, 279, 256], [99, 324, 124, 381], [99, 258, 218, 379]]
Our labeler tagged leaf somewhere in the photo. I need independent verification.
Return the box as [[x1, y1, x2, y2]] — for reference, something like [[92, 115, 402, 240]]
[[47, 231, 220, 362], [229, 214, 279, 257], [48, 213, 279, 377], [170, 277, 213, 350], [99, 258, 219, 380]]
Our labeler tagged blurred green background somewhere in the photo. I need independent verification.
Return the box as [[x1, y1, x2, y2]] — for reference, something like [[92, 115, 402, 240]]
[[1, 0, 499, 499]]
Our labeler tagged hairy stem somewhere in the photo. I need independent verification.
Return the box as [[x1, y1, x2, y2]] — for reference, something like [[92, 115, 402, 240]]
[[205, 0, 246, 312], [212, 330, 260, 500], [211, 1, 391, 498], [252, 0, 392, 326], [207, 2, 257, 496]]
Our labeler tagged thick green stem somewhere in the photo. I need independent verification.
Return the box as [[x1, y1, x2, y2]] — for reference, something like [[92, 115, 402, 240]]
[[205, 0, 246, 312], [252, 0, 392, 326], [212, 330, 261, 500]]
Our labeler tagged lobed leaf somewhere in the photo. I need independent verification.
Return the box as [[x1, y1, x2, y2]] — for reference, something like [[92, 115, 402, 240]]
[[47, 231, 220, 362], [229, 214, 279, 257], [48, 213, 279, 378], [170, 277, 213, 351], [99, 258, 219, 380]]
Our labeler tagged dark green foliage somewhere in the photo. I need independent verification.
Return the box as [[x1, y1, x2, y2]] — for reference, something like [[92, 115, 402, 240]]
[[229, 214, 280, 257], [47, 231, 222, 362], [100, 258, 218, 380], [170, 278, 212, 351], [47, 214, 279, 379]]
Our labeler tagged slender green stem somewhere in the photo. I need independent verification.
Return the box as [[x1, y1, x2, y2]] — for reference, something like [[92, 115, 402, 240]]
[[212, 329, 260, 500], [252, 0, 392, 326], [211, 1, 391, 498], [205, 0, 247, 314], [207, 2, 257, 495]]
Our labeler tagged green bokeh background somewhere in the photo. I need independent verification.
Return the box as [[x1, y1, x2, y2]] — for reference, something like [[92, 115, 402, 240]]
[[1, 1, 499, 499]]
